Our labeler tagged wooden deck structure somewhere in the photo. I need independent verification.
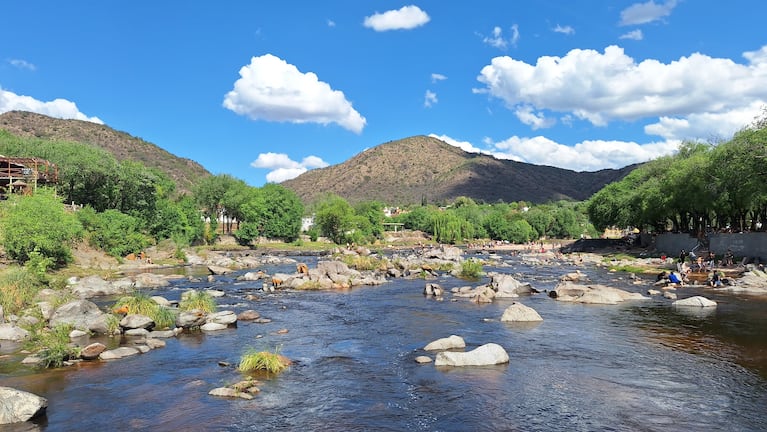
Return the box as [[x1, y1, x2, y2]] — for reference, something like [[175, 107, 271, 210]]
[[0, 156, 58, 197]]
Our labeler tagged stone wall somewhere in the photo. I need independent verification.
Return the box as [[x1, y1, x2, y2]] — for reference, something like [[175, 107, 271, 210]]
[[656, 232, 767, 262]]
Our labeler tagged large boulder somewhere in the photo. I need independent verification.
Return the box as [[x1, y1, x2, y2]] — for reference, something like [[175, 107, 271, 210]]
[[501, 303, 543, 322], [435, 343, 510, 367], [206, 311, 237, 326], [120, 314, 155, 330], [208, 265, 233, 275], [424, 335, 465, 351], [70, 275, 128, 298], [0, 387, 47, 424], [80, 343, 107, 360], [176, 311, 207, 329], [672, 296, 717, 307], [50, 300, 105, 331], [549, 282, 648, 305], [489, 273, 533, 297], [99, 347, 141, 360], [0, 324, 29, 342], [132, 273, 170, 289]]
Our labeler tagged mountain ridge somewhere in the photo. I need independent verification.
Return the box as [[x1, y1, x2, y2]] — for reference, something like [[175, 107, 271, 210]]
[[281, 135, 636, 205], [0, 110, 210, 193]]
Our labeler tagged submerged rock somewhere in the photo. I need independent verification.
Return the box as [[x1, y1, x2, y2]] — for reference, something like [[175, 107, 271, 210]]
[[550, 282, 648, 305], [672, 296, 717, 307]]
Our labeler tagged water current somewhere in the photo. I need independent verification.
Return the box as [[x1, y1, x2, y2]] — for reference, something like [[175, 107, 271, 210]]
[[1, 252, 766, 431]]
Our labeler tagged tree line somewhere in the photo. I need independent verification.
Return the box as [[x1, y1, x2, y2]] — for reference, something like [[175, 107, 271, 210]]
[[586, 118, 767, 235]]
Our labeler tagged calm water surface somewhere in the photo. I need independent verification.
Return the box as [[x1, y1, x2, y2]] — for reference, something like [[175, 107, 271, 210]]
[[1, 253, 766, 431]]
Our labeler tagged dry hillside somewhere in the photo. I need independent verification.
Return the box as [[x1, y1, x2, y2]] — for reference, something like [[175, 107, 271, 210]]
[[0, 110, 209, 192], [282, 135, 636, 205]]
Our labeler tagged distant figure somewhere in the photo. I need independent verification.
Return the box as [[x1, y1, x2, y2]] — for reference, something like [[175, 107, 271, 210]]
[[668, 271, 683, 285], [707, 251, 716, 270], [679, 249, 688, 265], [724, 249, 734, 267], [709, 271, 723, 287]]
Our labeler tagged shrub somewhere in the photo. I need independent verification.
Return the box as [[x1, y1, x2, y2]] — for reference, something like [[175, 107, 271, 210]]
[[87, 210, 151, 257], [460, 258, 483, 279], [113, 292, 176, 329], [179, 290, 217, 313], [0, 188, 82, 265], [238, 347, 291, 374], [29, 323, 80, 368]]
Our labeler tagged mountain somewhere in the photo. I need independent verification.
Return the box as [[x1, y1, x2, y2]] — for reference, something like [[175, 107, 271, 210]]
[[282, 135, 636, 205], [0, 110, 209, 192]]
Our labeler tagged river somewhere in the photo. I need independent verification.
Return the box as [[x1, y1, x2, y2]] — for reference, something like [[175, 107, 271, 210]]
[[1, 252, 766, 431]]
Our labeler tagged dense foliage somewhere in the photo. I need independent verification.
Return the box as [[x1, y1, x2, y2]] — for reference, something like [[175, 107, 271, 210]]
[[587, 122, 767, 234]]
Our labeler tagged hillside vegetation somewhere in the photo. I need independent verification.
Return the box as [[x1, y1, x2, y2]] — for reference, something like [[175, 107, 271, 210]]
[[282, 135, 635, 205], [0, 110, 209, 192]]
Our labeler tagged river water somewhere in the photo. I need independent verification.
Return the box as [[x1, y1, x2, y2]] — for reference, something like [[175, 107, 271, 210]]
[[1, 252, 766, 431]]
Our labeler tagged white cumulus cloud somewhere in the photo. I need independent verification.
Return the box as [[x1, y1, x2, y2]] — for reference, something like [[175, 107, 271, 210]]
[[620, 29, 643, 40], [0, 87, 103, 124], [482, 25, 519, 50], [620, 0, 677, 26], [474, 44, 767, 140], [223, 54, 366, 134], [431, 133, 679, 172], [250, 152, 329, 183], [363, 5, 430, 31]]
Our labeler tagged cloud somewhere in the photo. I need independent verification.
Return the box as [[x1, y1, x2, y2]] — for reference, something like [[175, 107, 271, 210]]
[[474, 45, 767, 140], [514, 105, 555, 129], [327, 19, 336, 27], [482, 25, 519, 50], [363, 5, 430, 31], [424, 90, 438, 108], [223, 54, 366, 133], [250, 152, 329, 183], [619, 0, 677, 26], [553, 25, 575, 35], [620, 29, 644, 40], [0, 87, 103, 124], [431, 133, 679, 172], [431, 73, 447, 83], [8, 59, 36, 71]]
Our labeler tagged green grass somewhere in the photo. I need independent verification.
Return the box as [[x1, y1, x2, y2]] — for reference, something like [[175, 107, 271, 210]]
[[459, 258, 483, 279], [113, 292, 176, 329], [179, 290, 217, 313], [337, 254, 390, 271], [238, 347, 291, 374]]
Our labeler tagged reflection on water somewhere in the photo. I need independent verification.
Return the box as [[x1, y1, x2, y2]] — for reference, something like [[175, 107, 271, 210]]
[[2, 253, 766, 431]]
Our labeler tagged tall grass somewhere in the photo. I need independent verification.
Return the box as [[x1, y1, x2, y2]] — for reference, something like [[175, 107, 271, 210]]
[[238, 347, 291, 374], [0, 267, 43, 316], [179, 290, 217, 313], [26, 323, 79, 368], [113, 292, 176, 329], [338, 254, 389, 271]]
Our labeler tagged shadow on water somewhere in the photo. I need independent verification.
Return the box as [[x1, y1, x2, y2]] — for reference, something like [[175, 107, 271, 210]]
[[2, 252, 766, 431]]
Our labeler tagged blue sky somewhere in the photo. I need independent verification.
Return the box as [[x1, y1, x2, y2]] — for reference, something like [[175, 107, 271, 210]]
[[1, 1, 766, 185]]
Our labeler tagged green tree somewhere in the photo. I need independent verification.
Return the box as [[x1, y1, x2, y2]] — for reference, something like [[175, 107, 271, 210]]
[[238, 184, 304, 242], [0, 188, 82, 265], [314, 194, 357, 244], [87, 210, 151, 257]]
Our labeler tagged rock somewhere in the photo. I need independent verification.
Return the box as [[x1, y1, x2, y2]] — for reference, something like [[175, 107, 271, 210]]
[[672, 296, 717, 307], [0, 387, 47, 424], [423, 283, 443, 297], [550, 282, 649, 305], [500, 302, 543, 322], [200, 322, 228, 332], [50, 300, 104, 331], [424, 335, 466, 351], [124, 328, 150, 337], [237, 271, 266, 281], [21, 355, 42, 366], [434, 343, 510, 367], [120, 314, 155, 330], [253, 318, 272, 324], [0, 324, 30, 341], [205, 289, 226, 298], [151, 296, 171, 307], [36, 301, 55, 321], [208, 387, 253, 400], [146, 338, 166, 349], [647, 289, 661, 295], [99, 347, 141, 360], [415, 356, 433, 364], [69, 329, 88, 339], [490, 273, 533, 297], [208, 265, 232, 275], [176, 311, 207, 328], [206, 311, 237, 325], [70, 275, 132, 298], [663, 292, 678, 300], [148, 330, 178, 338], [80, 343, 107, 360], [237, 310, 260, 321], [132, 273, 170, 289], [471, 286, 496, 303], [86, 314, 113, 335], [560, 270, 585, 282]]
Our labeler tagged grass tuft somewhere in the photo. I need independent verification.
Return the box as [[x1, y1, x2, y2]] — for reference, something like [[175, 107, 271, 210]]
[[179, 290, 217, 313], [113, 292, 176, 329], [459, 258, 483, 279], [238, 347, 291, 374]]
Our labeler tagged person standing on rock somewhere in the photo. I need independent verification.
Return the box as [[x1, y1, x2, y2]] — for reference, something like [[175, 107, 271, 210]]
[[678, 249, 687, 272]]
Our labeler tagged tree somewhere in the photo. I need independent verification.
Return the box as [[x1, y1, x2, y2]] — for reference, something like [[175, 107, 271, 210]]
[[238, 184, 304, 242], [0, 188, 82, 265], [86, 210, 151, 257], [314, 194, 357, 244], [353, 201, 385, 240]]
